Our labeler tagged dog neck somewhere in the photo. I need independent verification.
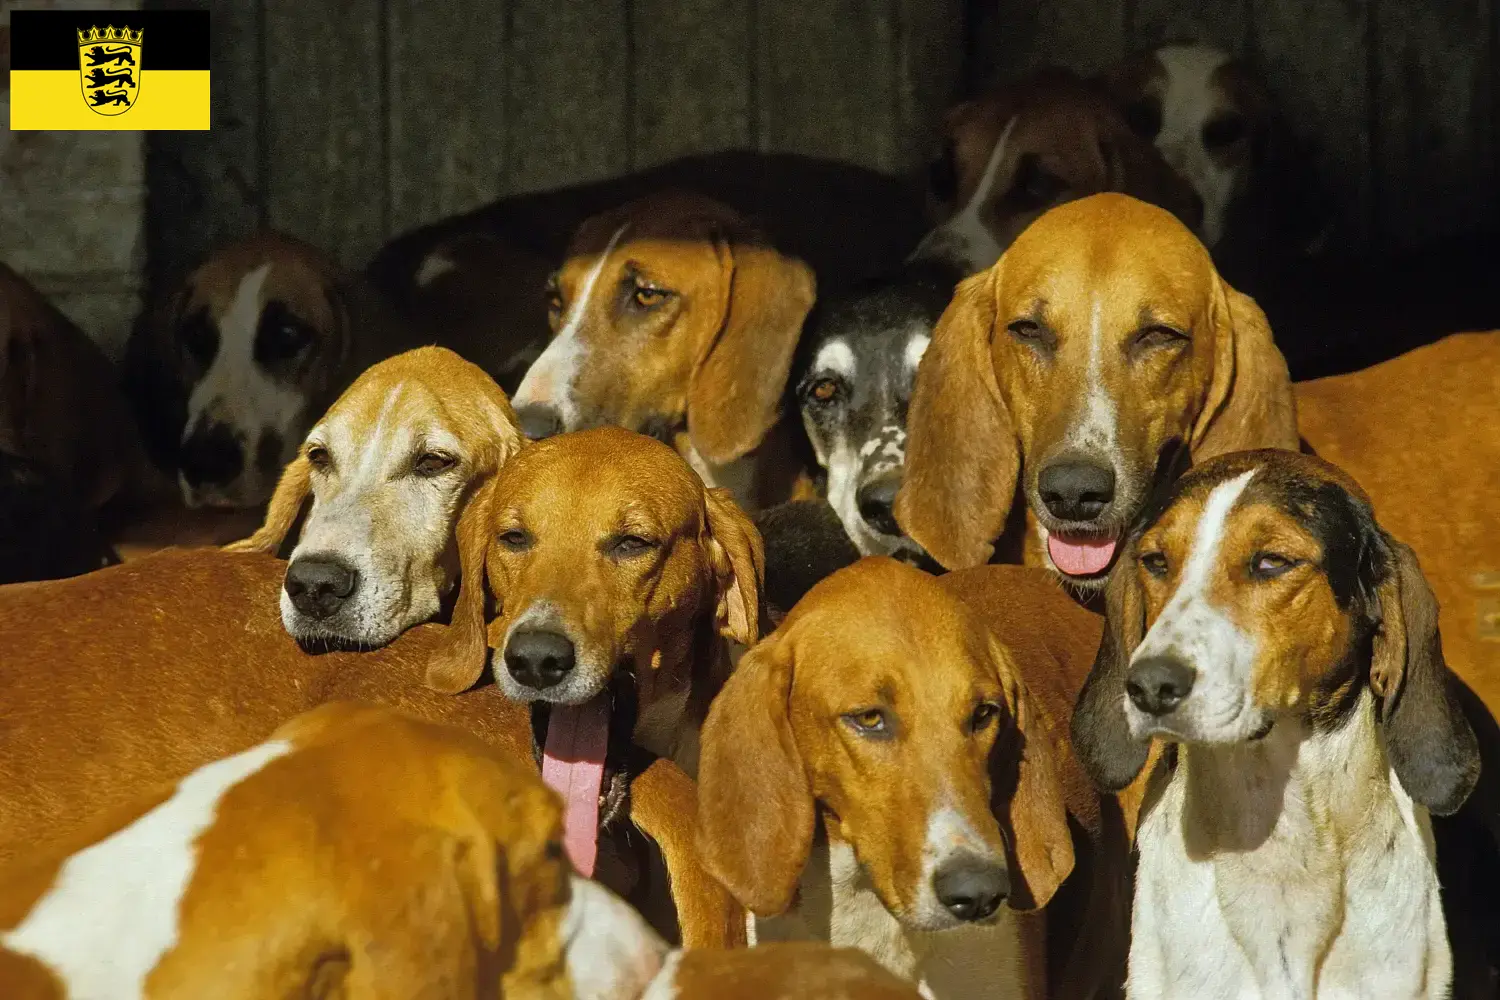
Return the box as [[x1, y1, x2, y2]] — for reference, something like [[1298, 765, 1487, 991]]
[[631, 622, 732, 779], [1132, 688, 1451, 998]]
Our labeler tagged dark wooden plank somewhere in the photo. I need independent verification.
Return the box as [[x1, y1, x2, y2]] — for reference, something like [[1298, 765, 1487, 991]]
[[504, 0, 631, 194], [386, 0, 509, 236], [893, 0, 964, 167], [1371, 0, 1495, 248], [755, 0, 901, 172], [1129, 0, 1249, 54], [973, 0, 1127, 88], [1248, 0, 1374, 243], [631, 0, 752, 169], [263, 0, 385, 265]]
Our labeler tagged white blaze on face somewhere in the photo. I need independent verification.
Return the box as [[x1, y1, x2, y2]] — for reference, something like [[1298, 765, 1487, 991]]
[[513, 222, 632, 426], [1154, 45, 1239, 247], [903, 331, 931, 376], [0, 739, 295, 998], [562, 875, 667, 999], [1067, 295, 1121, 459], [910, 116, 1019, 274]]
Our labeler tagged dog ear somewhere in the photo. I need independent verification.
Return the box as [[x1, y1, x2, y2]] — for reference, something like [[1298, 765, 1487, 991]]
[[990, 639, 1076, 912], [686, 231, 816, 467], [696, 636, 814, 916], [894, 269, 1018, 570], [425, 476, 500, 694], [1189, 277, 1299, 461], [704, 486, 765, 645], [1071, 539, 1153, 791], [224, 454, 311, 555], [1371, 535, 1480, 816]]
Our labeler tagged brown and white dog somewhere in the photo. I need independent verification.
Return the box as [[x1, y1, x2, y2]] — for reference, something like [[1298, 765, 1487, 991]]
[[697, 558, 1140, 999], [1072, 450, 1479, 998], [511, 193, 817, 511], [914, 69, 1203, 276], [896, 193, 1298, 585], [0, 701, 666, 1000], [226, 345, 523, 650]]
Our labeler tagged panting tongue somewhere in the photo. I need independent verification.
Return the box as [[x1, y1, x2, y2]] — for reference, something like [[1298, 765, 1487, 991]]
[[540, 694, 612, 878], [1047, 533, 1118, 577]]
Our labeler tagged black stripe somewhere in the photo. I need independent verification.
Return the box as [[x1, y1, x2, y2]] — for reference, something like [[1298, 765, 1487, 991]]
[[10, 10, 209, 71]]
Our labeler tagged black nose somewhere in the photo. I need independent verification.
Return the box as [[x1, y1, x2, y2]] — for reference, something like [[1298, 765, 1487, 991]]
[[933, 855, 1008, 922], [1126, 655, 1197, 716], [505, 629, 576, 690], [179, 423, 244, 488], [283, 555, 359, 620], [1038, 459, 1115, 522], [855, 473, 903, 537], [516, 404, 563, 441]]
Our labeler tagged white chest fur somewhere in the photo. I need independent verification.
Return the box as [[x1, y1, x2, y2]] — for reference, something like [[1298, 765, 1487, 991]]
[[754, 836, 1036, 1000], [1129, 695, 1450, 1000]]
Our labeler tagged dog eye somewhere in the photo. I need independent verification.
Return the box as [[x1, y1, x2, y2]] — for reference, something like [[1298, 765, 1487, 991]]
[[1123, 99, 1163, 140], [1250, 551, 1300, 579], [254, 302, 315, 364], [631, 283, 673, 309], [805, 376, 844, 406], [611, 534, 658, 557], [844, 708, 888, 735], [1140, 551, 1169, 578], [1203, 113, 1247, 149], [305, 445, 331, 471], [1133, 325, 1188, 351], [970, 702, 1001, 732], [1005, 153, 1067, 211], [497, 529, 532, 552], [1006, 319, 1053, 349], [176, 312, 218, 365], [413, 452, 456, 477]]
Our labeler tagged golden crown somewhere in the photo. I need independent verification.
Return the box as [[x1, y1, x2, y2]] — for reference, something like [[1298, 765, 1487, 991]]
[[77, 25, 143, 45]]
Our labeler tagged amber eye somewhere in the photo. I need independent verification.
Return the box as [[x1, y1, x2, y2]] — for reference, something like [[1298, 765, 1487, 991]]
[[305, 445, 331, 471], [632, 284, 671, 308], [844, 708, 888, 735], [807, 377, 842, 405], [1140, 551, 1169, 578], [1250, 551, 1299, 580], [413, 452, 456, 477], [970, 702, 1001, 732]]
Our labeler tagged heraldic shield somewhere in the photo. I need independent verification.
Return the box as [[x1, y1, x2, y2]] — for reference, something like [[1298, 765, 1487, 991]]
[[78, 25, 143, 116]]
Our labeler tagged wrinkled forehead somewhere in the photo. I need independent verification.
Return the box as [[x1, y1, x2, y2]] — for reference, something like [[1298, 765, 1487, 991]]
[[559, 213, 722, 283], [497, 435, 705, 528], [313, 380, 456, 452]]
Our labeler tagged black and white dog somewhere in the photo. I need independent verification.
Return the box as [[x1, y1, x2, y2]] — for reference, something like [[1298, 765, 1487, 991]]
[[794, 259, 961, 558]]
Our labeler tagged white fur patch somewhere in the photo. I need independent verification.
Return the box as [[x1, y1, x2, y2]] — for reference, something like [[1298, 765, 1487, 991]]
[[904, 332, 931, 375], [910, 116, 1018, 274], [0, 739, 294, 997], [639, 951, 684, 1000], [413, 252, 458, 287], [1065, 296, 1120, 459], [813, 339, 857, 380], [1154, 45, 1240, 247], [562, 875, 667, 1000]]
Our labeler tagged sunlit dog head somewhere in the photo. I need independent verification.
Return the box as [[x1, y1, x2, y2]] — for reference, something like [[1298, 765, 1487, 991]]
[[130, 231, 395, 509], [421, 426, 763, 703], [511, 192, 816, 470], [895, 193, 1300, 586], [1071, 450, 1479, 816], [795, 260, 959, 558], [697, 558, 1075, 932], [226, 346, 523, 650], [914, 68, 1203, 275]]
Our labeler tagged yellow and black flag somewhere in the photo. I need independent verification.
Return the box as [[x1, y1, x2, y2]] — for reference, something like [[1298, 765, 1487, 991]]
[[10, 9, 209, 130]]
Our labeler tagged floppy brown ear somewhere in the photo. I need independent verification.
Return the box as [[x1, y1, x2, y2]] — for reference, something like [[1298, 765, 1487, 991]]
[[894, 269, 1018, 570], [696, 637, 813, 916], [224, 455, 311, 554], [704, 486, 765, 645], [686, 233, 815, 466], [1071, 539, 1153, 791], [1371, 536, 1479, 816], [1189, 277, 1298, 461], [425, 477, 499, 694], [990, 641, 1076, 912]]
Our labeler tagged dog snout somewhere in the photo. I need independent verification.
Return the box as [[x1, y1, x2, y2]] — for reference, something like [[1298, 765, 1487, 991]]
[[1038, 458, 1115, 523], [284, 555, 360, 621], [855, 472, 903, 537], [504, 629, 576, 690], [932, 854, 1008, 922], [179, 423, 245, 488], [516, 404, 564, 441], [1126, 655, 1197, 716]]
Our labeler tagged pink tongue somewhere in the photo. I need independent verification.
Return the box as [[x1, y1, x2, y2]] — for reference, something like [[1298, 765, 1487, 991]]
[[1047, 534, 1118, 576], [540, 695, 611, 878]]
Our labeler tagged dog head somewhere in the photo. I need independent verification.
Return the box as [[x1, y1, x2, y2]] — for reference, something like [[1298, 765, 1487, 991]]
[[511, 193, 816, 468], [1072, 450, 1480, 816], [795, 260, 959, 558], [226, 346, 523, 649], [697, 557, 1075, 929], [895, 193, 1299, 586], [915, 68, 1203, 275]]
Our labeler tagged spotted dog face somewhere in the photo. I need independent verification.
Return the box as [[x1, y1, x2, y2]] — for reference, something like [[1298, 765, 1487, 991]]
[[796, 262, 959, 557]]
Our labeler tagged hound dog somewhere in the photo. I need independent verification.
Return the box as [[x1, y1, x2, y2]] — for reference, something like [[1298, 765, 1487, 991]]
[[511, 192, 817, 511], [225, 345, 523, 650], [1071, 450, 1479, 999], [914, 68, 1203, 276], [697, 558, 1144, 999]]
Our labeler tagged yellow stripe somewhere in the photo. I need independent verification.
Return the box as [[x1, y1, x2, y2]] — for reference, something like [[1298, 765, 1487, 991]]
[[9, 70, 209, 130]]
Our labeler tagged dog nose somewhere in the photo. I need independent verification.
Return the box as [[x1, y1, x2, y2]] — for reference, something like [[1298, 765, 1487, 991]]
[[1038, 459, 1115, 522], [516, 404, 564, 441], [505, 629, 576, 690], [283, 556, 359, 620], [1126, 655, 1197, 716], [179, 423, 244, 488], [855, 473, 903, 537], [933, 855, 1008, 922]]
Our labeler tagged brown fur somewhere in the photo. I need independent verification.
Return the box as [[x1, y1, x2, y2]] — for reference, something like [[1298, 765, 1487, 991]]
[[671, 942, 925, 999]]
